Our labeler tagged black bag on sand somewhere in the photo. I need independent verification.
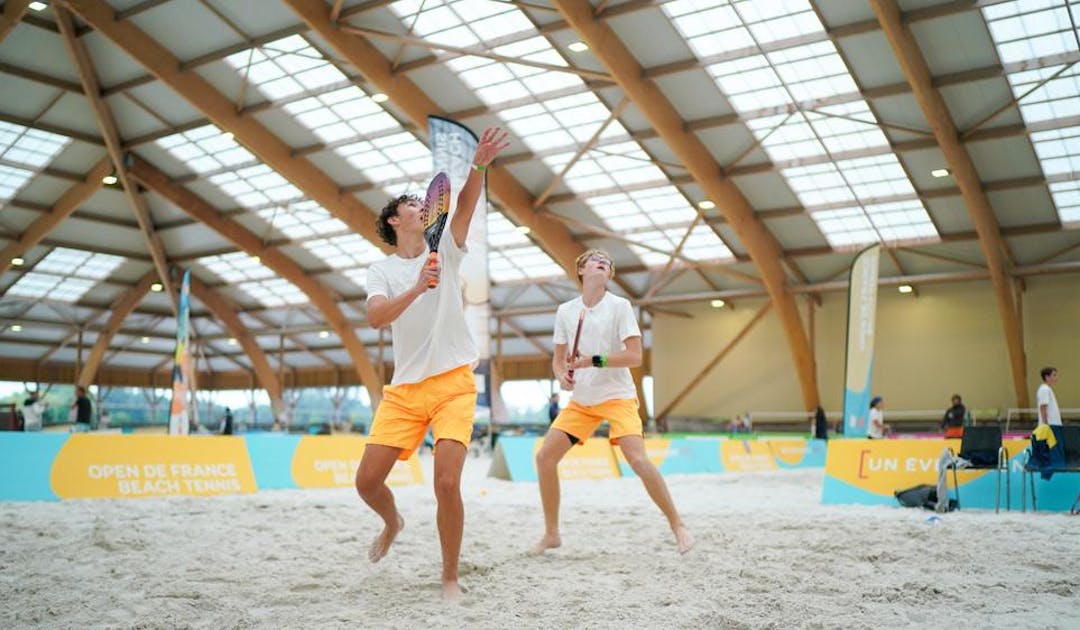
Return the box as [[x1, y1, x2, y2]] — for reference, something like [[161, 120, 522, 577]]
[[894, 484, 956, 512]]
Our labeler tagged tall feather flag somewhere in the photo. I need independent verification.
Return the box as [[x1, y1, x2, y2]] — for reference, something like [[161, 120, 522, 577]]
[[842, 244, 881, 437], [168, 270, 191, 435]]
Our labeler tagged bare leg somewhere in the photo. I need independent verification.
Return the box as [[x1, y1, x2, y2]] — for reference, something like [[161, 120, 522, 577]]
[[529, 430, 575, 556], [355, 444, 406, 563], [433, 439, 468, 601], [618, 435, 695, 554]]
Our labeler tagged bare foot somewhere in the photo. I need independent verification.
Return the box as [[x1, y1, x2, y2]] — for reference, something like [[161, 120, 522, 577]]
[[368, 513, 404, 563], [673, 525, 695, 555], [528, 533, 561, 556], [442, 580, 463, 603]]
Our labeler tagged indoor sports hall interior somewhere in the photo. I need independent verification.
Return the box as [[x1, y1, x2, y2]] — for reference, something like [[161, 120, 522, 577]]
[[1, 1, 1077, 627]]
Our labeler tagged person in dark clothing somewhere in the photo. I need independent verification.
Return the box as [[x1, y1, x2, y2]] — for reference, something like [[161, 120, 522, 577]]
[[813, 406, 828, 440], [222, 407, 234, 435], [72, 386, 92, 431], [547, 393, 560, 424], [941, 394, 966, 439]]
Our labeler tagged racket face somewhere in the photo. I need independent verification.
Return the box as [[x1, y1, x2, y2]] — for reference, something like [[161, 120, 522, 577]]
[[422, 172, 451, 230]]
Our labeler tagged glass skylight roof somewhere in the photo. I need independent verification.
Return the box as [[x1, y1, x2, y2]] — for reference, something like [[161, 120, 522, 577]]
[[487, 212, 563, 283], [223, 35, 431, 199], [0, 121, 70, 201], [6, 247, 124, 303], [196, 252, 307, 307], [983, 0, 1080, 224], [304, 233, 385, 291], [663, 0, 938, 248]]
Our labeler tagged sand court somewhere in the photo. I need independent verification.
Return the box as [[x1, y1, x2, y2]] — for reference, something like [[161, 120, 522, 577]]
[[2, 454, 1078, 629]]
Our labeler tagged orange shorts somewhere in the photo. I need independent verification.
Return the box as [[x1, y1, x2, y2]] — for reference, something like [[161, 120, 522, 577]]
[[551, 398, 642, 445], [367, 364, 477, 460]]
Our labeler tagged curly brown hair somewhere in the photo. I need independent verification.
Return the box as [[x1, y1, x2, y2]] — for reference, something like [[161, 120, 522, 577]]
[[376, 194, 421, 246]]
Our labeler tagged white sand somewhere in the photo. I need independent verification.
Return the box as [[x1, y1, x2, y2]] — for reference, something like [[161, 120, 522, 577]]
[[2, 454, 1078, 629]]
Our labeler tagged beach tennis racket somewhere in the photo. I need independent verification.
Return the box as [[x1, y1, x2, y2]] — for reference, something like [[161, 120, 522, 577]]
[[567, 310, 585, 380], [422, 172, 451, 289]]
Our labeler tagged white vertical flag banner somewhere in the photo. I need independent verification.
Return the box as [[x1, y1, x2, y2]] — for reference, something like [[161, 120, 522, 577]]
[[842, 244, 881, 437]]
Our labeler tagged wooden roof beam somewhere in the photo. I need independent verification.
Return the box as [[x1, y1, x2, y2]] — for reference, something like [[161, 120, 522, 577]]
[[128, 156, 384, 407], [0, 0, 30, 43], [188, 275, 284, 413], [282, 0, 613, 291], [64, 0, 391, 255], [76, 271, 155, 388], [870, 0, 1029, 407], [552, 0, 819, 410], [55, 6, 178, 313], [0, 157, 110, 278]]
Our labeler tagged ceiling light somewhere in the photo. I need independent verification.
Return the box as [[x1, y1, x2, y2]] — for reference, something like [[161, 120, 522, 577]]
[[11, 257, 24, 266], [10, 324, 23, 332], [28, 2, 47, 12], [371, 93, 389, 103], [318, 330, 330, 339], [150, 282, 163, 292], [568, 41, 589, 53], [514, 226, 531, 235], [697, 200, 715, 210], [898, 284, 914, 294], [140, 336, 150, 344], [102, 174, 118, 185], [251, 256, 261, 264], [228, 337, 238, 345], [710, 299, 725, 308], [931, 168, 950, 178], [223, 132, 234, 140]]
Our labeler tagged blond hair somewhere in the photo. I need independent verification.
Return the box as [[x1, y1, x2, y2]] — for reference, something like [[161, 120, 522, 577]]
[[574, 249, 615, 284]]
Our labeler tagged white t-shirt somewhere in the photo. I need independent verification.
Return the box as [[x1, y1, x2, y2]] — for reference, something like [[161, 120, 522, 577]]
[[22, 400, 45, 431], [1036, 383, 1061, 426], [867, 407, 885, 439], [553, 292, 640, 406], [366, 229, 476, 386]]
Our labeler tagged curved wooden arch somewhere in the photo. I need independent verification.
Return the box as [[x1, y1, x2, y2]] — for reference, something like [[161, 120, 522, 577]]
[[77, 271, 156, 388], [870, 0, 1029, 407], [129, 157, 383, 407], [65, 0, 390, 253], [0, 158, 110, 279], [552, 1, 820, 410], [188, 276, 284, 413]]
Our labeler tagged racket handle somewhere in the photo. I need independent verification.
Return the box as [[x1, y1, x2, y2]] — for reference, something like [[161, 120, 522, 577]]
[[426, 251, 439, 288]]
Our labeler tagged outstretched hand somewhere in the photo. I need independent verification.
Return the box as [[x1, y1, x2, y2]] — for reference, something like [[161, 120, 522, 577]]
[[472, 127, 511, 167]]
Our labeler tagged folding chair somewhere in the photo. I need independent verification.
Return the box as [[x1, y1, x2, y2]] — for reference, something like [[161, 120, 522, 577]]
[[1022, 425, 1080, 513], [946, 424, 1009, 512]]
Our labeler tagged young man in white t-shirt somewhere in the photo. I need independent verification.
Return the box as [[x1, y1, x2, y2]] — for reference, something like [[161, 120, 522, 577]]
[[530, 249, 694, 556], [358, 127, 508, 601], [1037, 366, 1061, 426], [867, 396, 888, 439]]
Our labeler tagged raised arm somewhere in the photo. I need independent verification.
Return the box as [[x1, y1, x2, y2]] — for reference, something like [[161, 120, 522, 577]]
[[451, 127, 510, 248]]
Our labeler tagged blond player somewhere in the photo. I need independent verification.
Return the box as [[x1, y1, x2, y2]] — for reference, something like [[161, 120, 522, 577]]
[[530, 249, 694, 556], [358, 127, 509, 601]]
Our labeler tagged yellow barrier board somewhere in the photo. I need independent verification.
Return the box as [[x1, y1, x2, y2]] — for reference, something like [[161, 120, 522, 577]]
[[767, 439, 813, 466], [50, 435, 256, 499], [290, 436, 423, 488], [612, 438, 670, 469], [534, 437, 620, 480], [824, 438, 1029, 495], [720, 439, 777, 472]]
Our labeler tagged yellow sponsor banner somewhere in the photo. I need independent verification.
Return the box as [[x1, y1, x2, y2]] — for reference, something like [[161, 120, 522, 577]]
[[767, 439, 811, 466], [535, 437, 620, 480], [825, 438, 1029, 495], [50, 435, 256, 499], [612, 438, 670, 469], [720, 440, 778, 472], [291, 436, 422, 488]]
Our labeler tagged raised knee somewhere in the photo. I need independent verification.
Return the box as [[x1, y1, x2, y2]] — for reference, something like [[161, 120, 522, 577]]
[[535, 448, 560, 469], [355, 469, 379, 497]]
